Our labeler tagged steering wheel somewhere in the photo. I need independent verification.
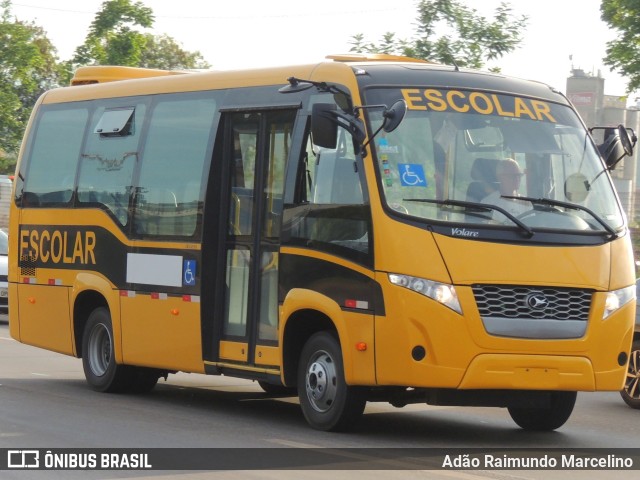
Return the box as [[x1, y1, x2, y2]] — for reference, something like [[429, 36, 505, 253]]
[[389, 202, 409, 214]]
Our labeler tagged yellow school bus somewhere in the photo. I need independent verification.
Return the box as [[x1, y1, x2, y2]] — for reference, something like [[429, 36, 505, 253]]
[[9, 54, 637, 431]]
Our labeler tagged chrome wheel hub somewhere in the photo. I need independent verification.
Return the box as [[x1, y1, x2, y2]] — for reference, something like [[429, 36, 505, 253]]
[[305, 351, 338, 413]]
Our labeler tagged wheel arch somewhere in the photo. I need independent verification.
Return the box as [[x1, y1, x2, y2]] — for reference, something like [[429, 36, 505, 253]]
[[280, 288, 345, 388], [282, 308, 338, 388], [73, 290, 109, 358], [72, 273, 120, 360], [280, 287, 376, 388]]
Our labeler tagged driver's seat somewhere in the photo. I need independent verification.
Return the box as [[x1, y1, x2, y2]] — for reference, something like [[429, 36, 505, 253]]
[[466, 157, 499, 202]]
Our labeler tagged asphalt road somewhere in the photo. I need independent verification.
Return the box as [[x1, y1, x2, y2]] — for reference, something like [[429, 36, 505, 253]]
[[0, 317, 637, 479]]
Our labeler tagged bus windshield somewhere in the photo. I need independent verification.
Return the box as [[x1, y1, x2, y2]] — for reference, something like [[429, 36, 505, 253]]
[[365, 87, 624, 234]]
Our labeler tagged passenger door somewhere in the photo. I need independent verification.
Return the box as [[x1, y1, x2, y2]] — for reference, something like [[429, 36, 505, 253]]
[[214, 109, 295, 368]]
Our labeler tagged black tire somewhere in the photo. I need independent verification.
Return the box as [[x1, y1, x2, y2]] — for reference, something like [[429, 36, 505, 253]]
[[508, 391, 577, 431], [620, 339, 640, 409], [81, 307, 133, 393], [258, 381, 296, 396], [128, 367, 161, 394], [297, 332, 366, 432]]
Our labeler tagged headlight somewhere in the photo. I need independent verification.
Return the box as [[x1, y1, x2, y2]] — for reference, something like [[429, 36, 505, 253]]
[[388, 273, 462, 314], [603, 285, 636, 319]]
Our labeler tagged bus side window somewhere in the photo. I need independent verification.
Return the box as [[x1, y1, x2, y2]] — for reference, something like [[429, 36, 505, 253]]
[[132, 95, 216, 238], [20, 107, 88, 207], [78, 104, 145, 226], [283, 126, 372, 266]]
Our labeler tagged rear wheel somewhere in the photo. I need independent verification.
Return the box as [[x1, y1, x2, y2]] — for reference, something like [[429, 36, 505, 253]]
[[297, 332, 366, 431], [508, 391, 576, 431], [82, 307, 160, 393], [82, 307, 132, 393], [620, 339, 640, 409], [128, 366, 160, 394]]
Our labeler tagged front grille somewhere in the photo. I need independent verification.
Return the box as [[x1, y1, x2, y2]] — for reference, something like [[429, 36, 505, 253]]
[[472, 284, 593, 339], [472, 285, 592, 320]]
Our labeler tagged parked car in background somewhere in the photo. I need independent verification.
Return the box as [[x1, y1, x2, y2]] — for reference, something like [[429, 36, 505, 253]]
[[620, 278, 640, 409], [0, 229, 7, 313]]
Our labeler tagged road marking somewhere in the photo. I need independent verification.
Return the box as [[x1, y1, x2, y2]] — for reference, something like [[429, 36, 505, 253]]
[[269, 439, 320, 448], [31, 373, 50, 377]]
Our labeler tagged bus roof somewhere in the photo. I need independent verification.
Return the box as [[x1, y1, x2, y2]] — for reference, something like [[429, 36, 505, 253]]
[[52, 54, 562, 106], [69, 54, 434, 86], [71, 65, 189, 85]]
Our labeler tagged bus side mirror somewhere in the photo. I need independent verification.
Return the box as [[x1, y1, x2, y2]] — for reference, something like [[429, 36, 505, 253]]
[[592, 124, 637, 170], [311, 103, 367, 150], [382, 100, 407, 133], [311, 103, 338, 149]]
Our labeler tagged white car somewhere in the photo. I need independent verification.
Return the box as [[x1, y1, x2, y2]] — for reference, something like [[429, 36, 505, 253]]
[[0, 229, 7, 313]]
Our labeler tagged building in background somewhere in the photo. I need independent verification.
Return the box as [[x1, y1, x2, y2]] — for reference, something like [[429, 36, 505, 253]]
[[567, 68, 640, 225]]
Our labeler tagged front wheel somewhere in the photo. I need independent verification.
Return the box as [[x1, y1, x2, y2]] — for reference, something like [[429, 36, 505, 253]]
[[620, 339, 640, 409], [297, 332, 366, 431], [508, 391, 576, 431]]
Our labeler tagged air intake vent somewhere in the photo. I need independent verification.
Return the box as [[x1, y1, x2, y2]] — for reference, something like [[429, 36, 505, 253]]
[[19, 255, 36, 277]]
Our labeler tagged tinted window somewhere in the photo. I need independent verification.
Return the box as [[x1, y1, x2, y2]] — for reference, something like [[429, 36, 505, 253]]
[[283, 122, 372, 266], [78, 101, 147, 225], [22, 107, 89, 205], [133, 94, 217, 237]]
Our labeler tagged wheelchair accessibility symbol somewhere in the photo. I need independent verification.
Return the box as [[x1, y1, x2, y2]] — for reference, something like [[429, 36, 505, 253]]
[[183, 260, 196, 286], [399, 164, 427, 187]]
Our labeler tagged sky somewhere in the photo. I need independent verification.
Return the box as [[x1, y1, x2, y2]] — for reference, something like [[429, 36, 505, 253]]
[[8, 0, 634, 100]]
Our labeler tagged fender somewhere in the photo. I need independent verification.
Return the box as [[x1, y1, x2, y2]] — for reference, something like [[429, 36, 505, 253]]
[[280, 288, 376, 385], [72, 272, 122, 362]]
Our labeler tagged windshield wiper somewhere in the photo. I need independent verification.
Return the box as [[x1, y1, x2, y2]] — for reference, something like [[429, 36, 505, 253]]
[[405, 198, 534, 238], [502, 195, 617, 237]]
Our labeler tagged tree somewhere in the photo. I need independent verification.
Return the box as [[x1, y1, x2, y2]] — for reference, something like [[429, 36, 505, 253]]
[[139, 34, 210, 70], [349, 0, 528, 71], [0, 0, 63, 172], [601, 0, 640, 93], [68, 0, 209, 78], [72, 0, 154, 67]]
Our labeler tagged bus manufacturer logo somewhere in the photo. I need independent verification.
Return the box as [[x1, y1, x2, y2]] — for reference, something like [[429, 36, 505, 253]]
[[526, 293, 549, 310], [451, 228, 479, 237]]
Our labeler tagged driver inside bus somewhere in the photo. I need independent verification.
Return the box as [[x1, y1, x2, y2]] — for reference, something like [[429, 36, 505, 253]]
[[482, 158, 528, 218]]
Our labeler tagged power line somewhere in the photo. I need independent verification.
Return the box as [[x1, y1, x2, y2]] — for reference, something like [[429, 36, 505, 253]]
[[12, 2, 95, 15], [11, 2, 411, 21]]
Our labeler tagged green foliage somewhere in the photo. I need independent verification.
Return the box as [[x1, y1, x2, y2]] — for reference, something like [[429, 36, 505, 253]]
[[601, 0, 640, 93], [140, 34, 210, 70], [72, 0, 154, 67], [0, 0, 212, 173], [0, 0, 63, 171], [349, 0, 528, 70], [71, 0, 209, 71]]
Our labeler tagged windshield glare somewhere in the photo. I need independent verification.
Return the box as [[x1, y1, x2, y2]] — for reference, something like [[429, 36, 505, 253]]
[[367, 88, 624, 233]]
